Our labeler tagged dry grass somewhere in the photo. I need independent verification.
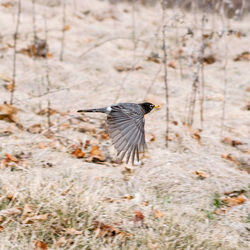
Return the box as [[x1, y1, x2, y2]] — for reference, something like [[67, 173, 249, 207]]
[[0, 0, 249, 249]]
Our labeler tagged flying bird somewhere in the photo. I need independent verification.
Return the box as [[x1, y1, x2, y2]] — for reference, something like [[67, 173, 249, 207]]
[[77, 102, 159, 164]]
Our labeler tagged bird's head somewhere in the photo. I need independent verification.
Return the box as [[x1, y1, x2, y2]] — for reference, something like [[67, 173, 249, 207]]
[[139, 102, 160, 114]]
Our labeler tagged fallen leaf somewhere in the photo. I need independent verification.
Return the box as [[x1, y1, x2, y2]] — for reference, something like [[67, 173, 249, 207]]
[[0, 225, 3, 232], [149, 133, 155, 142], [19, 37, 48, 58], [55, 237, 67, 248], [223, 194, 247, 207], [65, 228, 82, 235], [27, 124, 42, 134], [37, 142, 47, 149], [37, 108, 58, 116], [146, 52, 161, 64], [154, 209, 165, 218], [221, 153, 240, 166], [63, 25, 70, 31], [134, 210, 144, 223], [0, 207, 22, 217], [168, 60, 176, 69], [78, 124, 96, 134], [194, 170, 208, 179], [0, 103, 19, 124], [93, 221, 120, 237], [222, 137, 243, 147], [1, 2, 12, 8], [202, 55, 216, 64], [114, 64, 143, 72], [23, 214, 48, 224], [34, 240, 48, 250], [84, 139, 91, 149], [90, 145, 105, 162], [71, 148, 85, 158], [234, 51, 250, 61], [22, 204, 34, 219], [99, 132, 109, 140], [1, 153, 19, 168]]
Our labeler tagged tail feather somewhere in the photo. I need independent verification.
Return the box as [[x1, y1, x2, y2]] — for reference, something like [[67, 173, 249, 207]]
[[77, 107, 107, 113]]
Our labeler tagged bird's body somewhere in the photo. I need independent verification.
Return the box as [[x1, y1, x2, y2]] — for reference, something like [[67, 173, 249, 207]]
[[78, 102, 157, 164]]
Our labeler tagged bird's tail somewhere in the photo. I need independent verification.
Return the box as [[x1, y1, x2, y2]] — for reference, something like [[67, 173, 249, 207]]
[[77, 107, 107, 113]]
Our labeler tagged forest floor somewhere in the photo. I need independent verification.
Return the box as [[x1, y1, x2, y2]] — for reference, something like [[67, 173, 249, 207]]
[[0, 0, 249, 249]]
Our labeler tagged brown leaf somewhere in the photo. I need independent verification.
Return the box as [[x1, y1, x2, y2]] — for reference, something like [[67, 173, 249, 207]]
[[194, 170, 208, 179], [78, 124, 96, 134], [168, 60, 176, 69], [55, 237, 67, 248], [221, 153, 240, 166], [63, 25, 70, 31], [134, 210, 144, 223], [71, 148, 85, 158], [27, 124, 42, 134], [99, 132, 109, 140], [146, 53, 161, 64], [149, 133, 155, 142], [222, 137, 243, 147], [34, 240, 48, 250], [0, 225, 4, 232], [65, 228, 82, 235], [6, 83, 15, 92], [90, 145, 105, 162], [114, 64, 143, 72], [0, 103, 19, 124], [22, 204, 34, 219], [37, 108, 58, 116], [223, 195, 247, 207], [0, 207, 22, 217], [93, 221, 120, 237], [202, 55, 216, 64], [1, 2, 12, 8], [234, 51, 250, 61], [23, 214, 48, 224], [154, 209, 164, 218], [19, 37, 48, 58]]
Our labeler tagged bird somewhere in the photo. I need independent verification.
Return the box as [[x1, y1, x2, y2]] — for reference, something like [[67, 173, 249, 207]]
[[77, 102, 159, 165]]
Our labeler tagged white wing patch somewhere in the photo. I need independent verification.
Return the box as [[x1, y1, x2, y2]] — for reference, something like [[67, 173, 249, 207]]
[[106, 106, 112, 112]]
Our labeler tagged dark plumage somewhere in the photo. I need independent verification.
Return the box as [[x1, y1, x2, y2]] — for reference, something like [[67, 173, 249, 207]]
[[77, 102, 158, 164]]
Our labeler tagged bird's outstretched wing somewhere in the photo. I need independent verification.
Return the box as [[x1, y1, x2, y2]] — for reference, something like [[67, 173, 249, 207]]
[[107, 104, 146, 164]]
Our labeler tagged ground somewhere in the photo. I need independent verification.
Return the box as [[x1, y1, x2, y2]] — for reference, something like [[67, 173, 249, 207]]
[[0, 0, 249, 249]]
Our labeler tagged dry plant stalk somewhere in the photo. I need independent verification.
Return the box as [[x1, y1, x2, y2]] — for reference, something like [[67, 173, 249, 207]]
[[161, 0, 169, 147], [199, 14, 206, 129], [10, 0, 21, 105], [32, 0, 37, 42], [60, 0, 66, 61], [220, 14, 229, 138], [44, 9, 51, 131]]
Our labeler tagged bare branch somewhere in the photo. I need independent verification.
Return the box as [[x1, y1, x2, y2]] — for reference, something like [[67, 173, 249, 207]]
[[60, 0, 66, 61], [10, 0, 21, 105], [161, 0, 169, 147]]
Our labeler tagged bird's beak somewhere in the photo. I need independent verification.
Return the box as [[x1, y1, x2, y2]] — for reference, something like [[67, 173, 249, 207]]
[[154, 105, 160, 109]]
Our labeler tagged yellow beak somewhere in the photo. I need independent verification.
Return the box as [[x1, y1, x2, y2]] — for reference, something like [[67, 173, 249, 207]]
[[154, 105, 160, 109]]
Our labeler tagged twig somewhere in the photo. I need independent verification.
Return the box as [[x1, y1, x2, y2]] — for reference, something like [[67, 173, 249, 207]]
[[161, 0, 169, 147], [199, 14, 206, 129], [44, 8, 51, 131], [220, 10, 229, 138], [10, 0, 21, 105], [32, 0, 37, 42], [60, 0, 66, 61], [132, 0, 137, 60]]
